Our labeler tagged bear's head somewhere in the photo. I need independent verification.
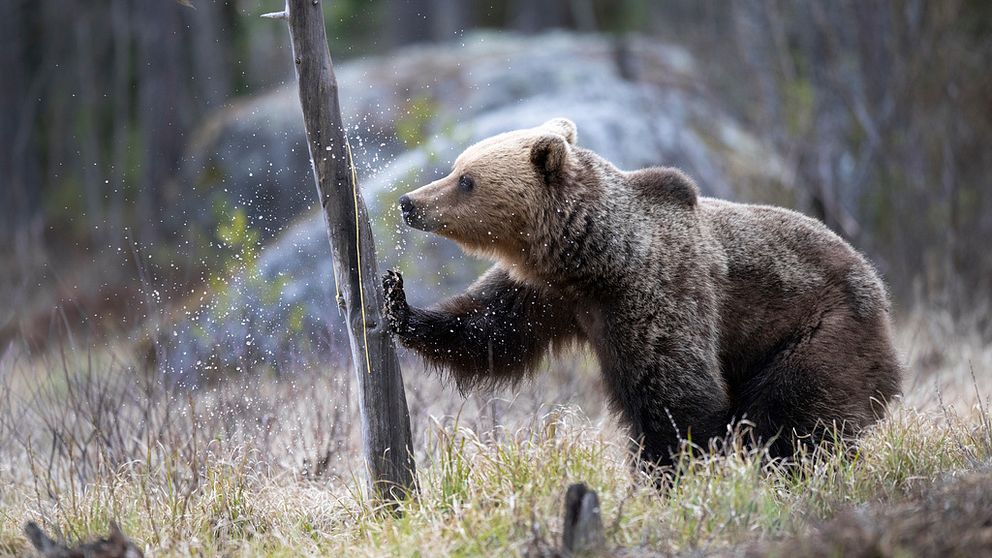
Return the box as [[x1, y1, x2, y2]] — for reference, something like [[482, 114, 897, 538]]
[[398, 118, 578, 261]]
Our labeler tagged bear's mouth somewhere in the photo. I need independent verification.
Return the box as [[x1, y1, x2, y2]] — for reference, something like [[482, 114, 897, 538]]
[[401, 209, 437, 232], [398, 195, 439, 232]]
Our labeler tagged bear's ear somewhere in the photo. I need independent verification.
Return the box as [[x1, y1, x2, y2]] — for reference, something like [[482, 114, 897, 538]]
[[541, 118, 577, 145], [530, 134, 569, 185]]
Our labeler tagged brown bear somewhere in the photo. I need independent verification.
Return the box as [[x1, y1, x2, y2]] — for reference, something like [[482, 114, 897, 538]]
[[383, 117, 901, 466]]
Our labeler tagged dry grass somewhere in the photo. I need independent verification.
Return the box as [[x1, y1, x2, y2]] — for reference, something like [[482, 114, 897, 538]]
[[1, 310, 990, 557], [751, 470, 992, 558]]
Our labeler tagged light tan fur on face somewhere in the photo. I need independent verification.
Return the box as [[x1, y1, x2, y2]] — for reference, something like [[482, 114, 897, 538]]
[[402, 119, 577, 262]]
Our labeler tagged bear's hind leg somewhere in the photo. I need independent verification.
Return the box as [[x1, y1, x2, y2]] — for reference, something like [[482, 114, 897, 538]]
[[736, 310, 901, 460]]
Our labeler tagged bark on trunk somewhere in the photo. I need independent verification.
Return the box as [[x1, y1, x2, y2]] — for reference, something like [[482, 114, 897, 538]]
[[271, 0, 417, 503]]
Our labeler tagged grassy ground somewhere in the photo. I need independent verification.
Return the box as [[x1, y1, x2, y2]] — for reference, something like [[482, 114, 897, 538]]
[[1, 312, 990, 557]]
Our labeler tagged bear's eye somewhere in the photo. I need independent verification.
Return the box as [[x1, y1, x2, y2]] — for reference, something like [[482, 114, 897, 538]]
[[458, 174, 474, 193]]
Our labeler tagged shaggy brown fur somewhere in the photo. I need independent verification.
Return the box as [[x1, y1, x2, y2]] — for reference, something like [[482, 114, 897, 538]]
[[385, 118, 902, 465]]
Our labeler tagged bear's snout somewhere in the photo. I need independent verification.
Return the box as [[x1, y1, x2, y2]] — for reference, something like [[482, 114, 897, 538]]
[[398, 194, 430, 231]]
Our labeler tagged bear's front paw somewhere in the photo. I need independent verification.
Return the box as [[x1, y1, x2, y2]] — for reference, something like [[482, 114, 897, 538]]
[[382, 269, 411, 335]]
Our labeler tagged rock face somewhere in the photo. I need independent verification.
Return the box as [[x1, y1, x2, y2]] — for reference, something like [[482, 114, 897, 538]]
[[161, 32, 787, 381]]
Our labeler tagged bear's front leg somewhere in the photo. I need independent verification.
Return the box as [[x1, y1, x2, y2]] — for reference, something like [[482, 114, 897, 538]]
[[381, 266, 580, 391], [382, 269, 456, 347], [630, 374, 731, 470], [603, 322, 731, 469], [382, 269, 412, 335]]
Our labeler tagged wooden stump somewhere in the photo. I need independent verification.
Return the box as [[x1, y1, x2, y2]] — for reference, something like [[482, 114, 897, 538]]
[[24, 521, 143, 558], [562, 483, 606, 555]]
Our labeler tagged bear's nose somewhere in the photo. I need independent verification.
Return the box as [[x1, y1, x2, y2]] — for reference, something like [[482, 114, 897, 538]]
[[398, 195, 414, 214]]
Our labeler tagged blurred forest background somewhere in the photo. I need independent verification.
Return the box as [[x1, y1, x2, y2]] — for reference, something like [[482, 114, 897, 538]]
[[3, 2, 992, 554], [1, 0, 991, 368]]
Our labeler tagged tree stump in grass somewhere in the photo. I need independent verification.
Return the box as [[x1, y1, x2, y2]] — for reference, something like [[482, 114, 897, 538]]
[[562, 483, 606, 555], [24, 521, 143, 558]]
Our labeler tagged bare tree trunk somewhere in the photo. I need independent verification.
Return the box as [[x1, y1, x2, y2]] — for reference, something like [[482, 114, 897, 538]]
[[75, 6, 104, 236], [110, 0, 131, 245], [510, 0, 566, 33], [570, 0, 597, 32], [41, 1, 72, 228], [190, 0, 232, 109], [387, 0, 432, 46], [428, 0, 473, 42], [136, 0, 185, 241], [0, 0, 28, 246], [267, 0, 417, 503]]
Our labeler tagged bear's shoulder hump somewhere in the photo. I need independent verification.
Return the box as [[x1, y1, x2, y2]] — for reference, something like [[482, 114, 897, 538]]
[[628, 167, 699, 208]]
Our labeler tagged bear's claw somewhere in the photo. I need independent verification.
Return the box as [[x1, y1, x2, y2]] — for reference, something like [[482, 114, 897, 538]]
[[382, 270, 410, 335]]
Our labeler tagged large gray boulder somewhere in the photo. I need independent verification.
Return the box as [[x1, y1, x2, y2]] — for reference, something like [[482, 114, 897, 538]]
[[160, 31, 787, 382]]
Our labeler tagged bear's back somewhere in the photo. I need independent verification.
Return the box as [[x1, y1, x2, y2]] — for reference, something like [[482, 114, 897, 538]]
[[700, 198, 883, 305]]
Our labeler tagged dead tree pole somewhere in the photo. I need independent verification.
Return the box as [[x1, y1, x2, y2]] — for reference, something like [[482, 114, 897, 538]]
[[264, 0, 416, 503]]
